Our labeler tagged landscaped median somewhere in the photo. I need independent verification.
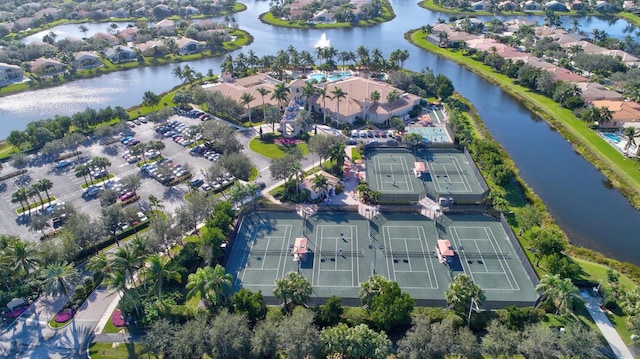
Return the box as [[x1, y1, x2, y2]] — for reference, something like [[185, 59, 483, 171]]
[[405, 29, 640, 209]]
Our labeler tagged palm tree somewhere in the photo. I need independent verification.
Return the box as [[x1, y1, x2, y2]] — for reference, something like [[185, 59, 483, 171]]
[[536, 274, 583, 316], [11, 187, 29, 213], [312, 174, 329, 198], [144, 254, 181, 299], [0, 252, 13, 291], [438, 32, 449, 47], [624, 126, 639, 156], [240, 92, 256, 126], [111, 246, 144, 287], [386, 89, 400, 105], [331, 86, 347, 126], [28, 184, 43, 207], [75, 164, 92, 186], [148, 140, 166, 157], [318, 87, 330, 124], [148, 194, 165, 215], [186, 265, 233, 310], [36, 178, 54, 203], [302, 81, 317, 110], [104, 270, 140, 318], [172, 65, 184, 83], [271, 83, 290, 111], [40, 262, 80, 299], [256, 87, 271, 122], [79, 25, 89, 39], [370, 90, 381, 103], [328, 141, 346, 171], [91, 156, 112, 181], [86, 252, 110, 280]]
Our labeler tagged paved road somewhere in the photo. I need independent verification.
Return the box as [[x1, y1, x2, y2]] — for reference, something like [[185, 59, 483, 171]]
[[582, 290, 636, 359]]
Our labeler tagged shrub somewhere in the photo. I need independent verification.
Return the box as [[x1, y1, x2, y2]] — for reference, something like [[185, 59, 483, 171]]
[[54, 308, 75, 323], [111, 309, 126, 327]]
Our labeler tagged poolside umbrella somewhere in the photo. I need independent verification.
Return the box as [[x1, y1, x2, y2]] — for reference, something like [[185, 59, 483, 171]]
[[354, 159, 363, 165]]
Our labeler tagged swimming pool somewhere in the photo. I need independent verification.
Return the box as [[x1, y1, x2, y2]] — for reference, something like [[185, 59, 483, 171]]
[[603, 133, 622, 143], [308, 71, 351, 83]]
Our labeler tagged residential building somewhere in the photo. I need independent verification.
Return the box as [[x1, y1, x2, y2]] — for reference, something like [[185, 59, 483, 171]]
[[0, 63, 24, 83], [300, 171, 340, 200], [30, 57, 65, 74], [105, 46, 136, 63], [175, 37, 206, 55], [74, 51, 102, 69]]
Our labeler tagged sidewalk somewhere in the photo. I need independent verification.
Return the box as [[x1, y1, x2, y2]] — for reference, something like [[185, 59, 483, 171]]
[[582, 290, 635, 359]]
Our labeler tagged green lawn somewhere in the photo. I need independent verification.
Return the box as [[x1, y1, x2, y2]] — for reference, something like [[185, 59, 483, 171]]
[[406, 30, 640, 209], [88, 342, 158, 359], [249, 166, 259, 181], [15, 196, 56, 214], [248, 138, 309, 159]]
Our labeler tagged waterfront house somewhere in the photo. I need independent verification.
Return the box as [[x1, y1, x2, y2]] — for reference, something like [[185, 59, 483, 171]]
[[577, 82, 624, 102], [0, 63, 24, 83], [311, 9, 335, 23], [544, 0, 568, 10], [74, 51, 103, 69], [154, 19, 176, 35], [591, 100, 640, 125], [595, 0, 617, 11], [30, 57, 65, 75], [176, 37, 206, 55], [92, 32, 120, 46], [105, 46, 136, 63], [471, 0, 492, 11], [117, 27, 138, 43], [544, 67, 588, 82], [522, 0, 542, 10]]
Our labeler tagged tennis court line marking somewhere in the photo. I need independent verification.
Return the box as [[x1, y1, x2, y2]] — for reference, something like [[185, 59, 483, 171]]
[[373, 155, 415, 193], [315, 224, 358, 287], [382, 225, 438, 289], [452, 156, 473, 192], [428, 157, 472, 193], [275, 224, 291, 280], [418, 226, 438, 289], [484, 226, 519, 290], [451, 226, 519, 291]]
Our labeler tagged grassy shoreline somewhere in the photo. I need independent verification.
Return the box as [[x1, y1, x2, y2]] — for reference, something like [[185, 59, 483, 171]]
[[0, 29, 252, 98], [418, 0, 640, 27], [405, 29, 640, 210], [258, 0, 395, 29]]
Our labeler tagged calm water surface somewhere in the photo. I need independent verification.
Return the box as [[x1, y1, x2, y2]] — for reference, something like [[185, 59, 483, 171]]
[[2, 1, 640, 265]]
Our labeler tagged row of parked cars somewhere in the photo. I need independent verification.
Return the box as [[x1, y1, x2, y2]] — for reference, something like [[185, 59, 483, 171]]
[[191, 173, 236, 192], [175, 108, 212, 121], [155, 121, 202, 147], [140, 158, 191, 186], [189, 144, 220, 162], [120, 135, 140, 147], [351, 129, 396, 139], [126, 116, 148, 128]]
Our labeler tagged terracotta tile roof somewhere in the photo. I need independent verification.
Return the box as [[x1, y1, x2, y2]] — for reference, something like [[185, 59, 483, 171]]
[[544, 67, 588, 82], [576, 82, 624, 102], [591, 100, 640, 122]]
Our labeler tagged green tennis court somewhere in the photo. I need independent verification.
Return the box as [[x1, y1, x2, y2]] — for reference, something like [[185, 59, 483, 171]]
[[227, 211, 538, 307], [364, 148, 425, 202]]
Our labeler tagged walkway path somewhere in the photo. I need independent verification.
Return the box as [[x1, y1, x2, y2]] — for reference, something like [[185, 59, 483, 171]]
[[582, 290, 635, 359]]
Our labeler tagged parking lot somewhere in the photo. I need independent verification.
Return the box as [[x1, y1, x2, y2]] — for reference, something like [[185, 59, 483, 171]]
[[0, 114, 221, 242]]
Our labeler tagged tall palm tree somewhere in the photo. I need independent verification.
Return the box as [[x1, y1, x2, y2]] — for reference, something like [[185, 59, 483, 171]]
[[28, 184, 43, 207], [104, 270, 140, 318], [40, 262, 80, 299], [312, 174, 329, 198], [111, 245, 144, 287], [144, 254, 181, 299], [536, 274, 582, 316], [11, 187, 28, 213], [87, 252, 110, 281], [91, 156, 112, 181], [186, 265, 233, 310], [75, 164, 92, 186], [302, 81, 317, 111], [331, 86, 347, 125], [240, 92, 256, 126], [328, 142, 346, 170], [271, 83, 290, 111], [256, 87, 271, 122], [0, 252, 14, 291], [624, 126, 639, 156], [36, 178, 54, 203], [317, 87, 330, 124]]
